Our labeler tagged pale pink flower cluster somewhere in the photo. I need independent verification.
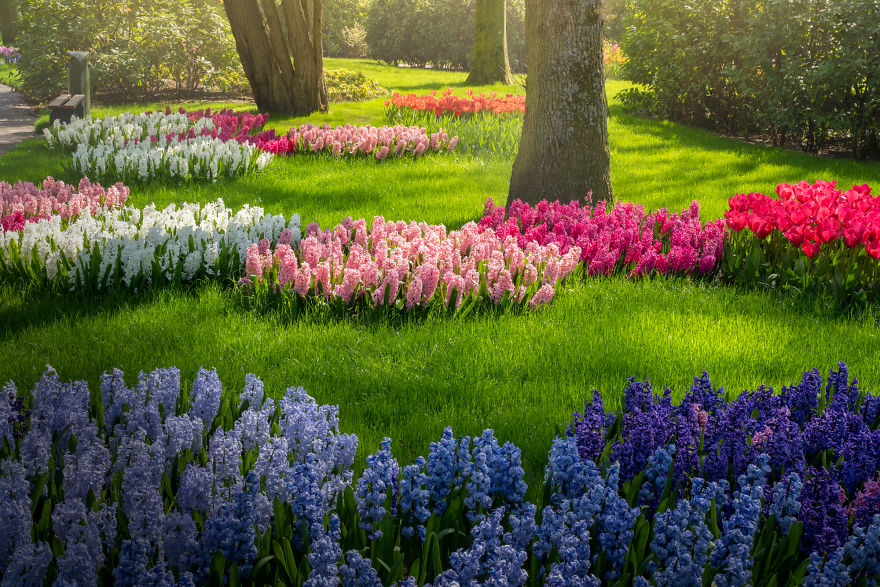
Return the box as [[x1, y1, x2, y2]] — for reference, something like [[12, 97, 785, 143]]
[[0, 177, 130, 232], [249, 123, 459, 160], [243, 216, 581, 313]]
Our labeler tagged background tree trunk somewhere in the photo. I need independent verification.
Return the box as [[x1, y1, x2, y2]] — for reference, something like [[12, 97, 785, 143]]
[[0, 0, 17, 44], [467, 0, 513, 85], [508, 0, 612, 206], [223, 0, 328, 114]]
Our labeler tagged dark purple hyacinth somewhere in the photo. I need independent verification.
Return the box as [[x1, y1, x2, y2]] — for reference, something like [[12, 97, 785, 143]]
[[780, 368, 821, 426], [826, 361, 861, 413], [611, 407, 671, 482], [671, 403, 702, 484], [568, 390, 608, 464], [839, 428, 880, 496], [804, 409, 866, 460], [683, 370, 725, 416], [701, 395, 759, 483], [756, 407, 807, 478], [799, 467, 849, 555], [863, 393, 880, 427]]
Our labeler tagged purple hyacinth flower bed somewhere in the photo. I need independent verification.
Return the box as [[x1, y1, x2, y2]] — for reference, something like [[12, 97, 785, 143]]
[[1, 362, 878, 585]]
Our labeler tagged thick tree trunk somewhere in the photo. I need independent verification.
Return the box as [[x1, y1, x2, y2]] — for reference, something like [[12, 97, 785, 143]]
[[508, 0, 612, 206], [223, 0, 328, 115], [467, 0, 513, 85], [0, 0, 17, 44]]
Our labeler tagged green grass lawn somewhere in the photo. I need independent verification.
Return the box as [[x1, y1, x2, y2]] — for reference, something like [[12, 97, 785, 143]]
[[3, 59, 880, 487], [0, 63, 19, 88]]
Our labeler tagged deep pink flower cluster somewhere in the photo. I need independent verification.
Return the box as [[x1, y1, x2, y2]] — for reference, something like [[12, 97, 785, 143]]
[[141, 107, 270, 145], [478, 198, 725, 278], [243, 217, 580, 312], [245, 123, 459, 160], [0, 45, 18, 65], [0, 177, 130, 232], [725, 180, 880, 258]]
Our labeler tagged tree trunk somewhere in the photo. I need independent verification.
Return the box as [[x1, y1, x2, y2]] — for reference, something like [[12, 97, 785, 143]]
[[0, 0, 17, 45], [223, 0, 328, 114], [508, 0, 612, 206], [467, 0, 513, 85]]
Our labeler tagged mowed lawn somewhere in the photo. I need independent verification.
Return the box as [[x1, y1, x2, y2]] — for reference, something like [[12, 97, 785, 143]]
[[2, 59, 880, 486]]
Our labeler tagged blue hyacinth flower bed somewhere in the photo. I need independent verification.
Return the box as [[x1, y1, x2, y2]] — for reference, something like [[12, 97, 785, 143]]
[[1, 362, 879, 585]]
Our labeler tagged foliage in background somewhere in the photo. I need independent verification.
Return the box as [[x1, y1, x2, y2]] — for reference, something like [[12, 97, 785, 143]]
[[16, 0, 246, 102], [365, 0, 526, 73], [323, 0, 374, 57], [324, 69, 388, 102], [619, 0, 880, 158], [602, 0, 627, 43]]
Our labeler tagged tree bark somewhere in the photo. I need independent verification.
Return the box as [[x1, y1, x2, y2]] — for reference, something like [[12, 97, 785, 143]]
[[223, 0, 328, 114], [0, 0, 17, 44], [467, 0, 514, 85], [508, 0, 612, 206]]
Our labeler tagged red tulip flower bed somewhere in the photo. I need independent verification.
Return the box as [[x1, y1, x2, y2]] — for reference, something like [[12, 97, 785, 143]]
[[385, 88, 525, 117], [385, 89, 524, 156], [722, 180, 880, 307]]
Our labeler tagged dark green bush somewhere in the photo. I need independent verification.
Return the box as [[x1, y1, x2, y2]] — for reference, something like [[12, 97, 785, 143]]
[[17, 0, 246, 103], [619, 0, 880, 158], [365, 0, 526, 73]]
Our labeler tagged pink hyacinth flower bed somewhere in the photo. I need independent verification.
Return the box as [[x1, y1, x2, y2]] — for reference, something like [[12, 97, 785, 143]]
[[245, 123, 459, 160], [241, 216, 580, 315], [478, 198, 726, 278], [0, 177, 130, 232]]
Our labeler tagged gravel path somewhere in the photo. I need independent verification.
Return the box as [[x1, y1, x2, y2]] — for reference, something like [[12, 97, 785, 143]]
[[0, 83, 36, 156]]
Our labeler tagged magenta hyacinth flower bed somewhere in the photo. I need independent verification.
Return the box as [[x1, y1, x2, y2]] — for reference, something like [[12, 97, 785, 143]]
[[0, 177, 130, 232], [478, 198, 726, 278], [154, 107, 270, 144]]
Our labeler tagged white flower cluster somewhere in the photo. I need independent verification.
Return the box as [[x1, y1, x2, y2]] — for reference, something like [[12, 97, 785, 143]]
[[0, 199, 300, 291], [43, 110, 214, 150], [70, 135, 273, 183], [44, 111, 273, 183]]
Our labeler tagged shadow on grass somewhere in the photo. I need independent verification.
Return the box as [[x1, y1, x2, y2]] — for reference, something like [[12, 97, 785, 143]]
[[608, 102, 880, 176], [0, 139, 72, 184], [0, 280, 219, 343]]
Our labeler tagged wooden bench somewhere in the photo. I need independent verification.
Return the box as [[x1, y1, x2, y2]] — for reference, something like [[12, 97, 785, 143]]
[[48, 94, 86, 125]]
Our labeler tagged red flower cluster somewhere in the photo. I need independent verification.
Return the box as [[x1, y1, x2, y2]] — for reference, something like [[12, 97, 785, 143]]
[[385, 88, 525, 117], [725, 181, 880, 258]]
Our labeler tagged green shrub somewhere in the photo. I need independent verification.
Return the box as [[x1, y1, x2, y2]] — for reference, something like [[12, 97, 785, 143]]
[[323, 0, 373, 57], [619, 0, 880, 158], [365, 0, 525, 73], [16, 0, 247, 102], [324, 69, 388, 102]]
